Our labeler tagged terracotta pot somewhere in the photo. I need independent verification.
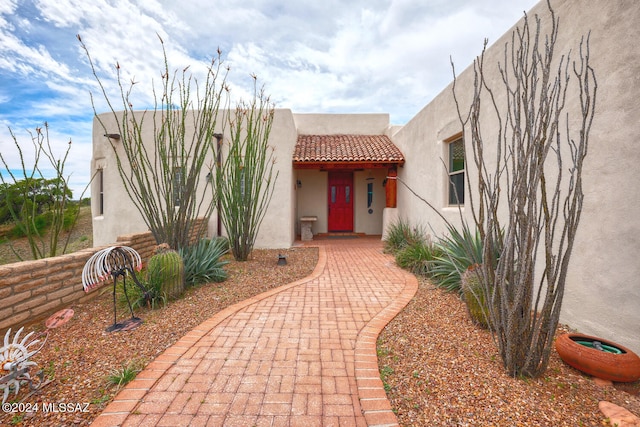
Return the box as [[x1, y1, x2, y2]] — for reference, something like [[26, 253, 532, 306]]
[[555, 333, 640, 382]]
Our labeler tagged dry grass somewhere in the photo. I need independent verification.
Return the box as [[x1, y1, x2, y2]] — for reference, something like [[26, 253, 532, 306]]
[[377, 277, 640, 426]]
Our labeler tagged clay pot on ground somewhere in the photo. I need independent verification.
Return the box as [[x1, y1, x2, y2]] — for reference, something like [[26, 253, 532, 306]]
[[555, 333, 640, 382]]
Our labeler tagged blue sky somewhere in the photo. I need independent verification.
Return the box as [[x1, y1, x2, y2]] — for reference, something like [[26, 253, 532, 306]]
[[0, 0, 538, 197]]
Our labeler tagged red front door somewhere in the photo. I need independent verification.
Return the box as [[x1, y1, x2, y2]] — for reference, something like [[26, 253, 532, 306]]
[[328, 172, 353, 232]]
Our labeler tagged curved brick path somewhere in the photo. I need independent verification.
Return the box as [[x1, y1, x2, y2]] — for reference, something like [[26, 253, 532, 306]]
[[91, 238, 418, 427]]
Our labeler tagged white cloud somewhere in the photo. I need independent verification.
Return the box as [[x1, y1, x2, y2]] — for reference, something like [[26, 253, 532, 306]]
[[0, 0, 539, 193]]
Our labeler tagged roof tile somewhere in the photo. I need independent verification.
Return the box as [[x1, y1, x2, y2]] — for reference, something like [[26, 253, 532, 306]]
[[293, 134, 404, 164]]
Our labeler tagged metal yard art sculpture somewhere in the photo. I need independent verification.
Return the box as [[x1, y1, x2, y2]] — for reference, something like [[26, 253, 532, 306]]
[[0, 308, 74, 404], [1, 327, 44, 404], [82, 246, 150, 332]]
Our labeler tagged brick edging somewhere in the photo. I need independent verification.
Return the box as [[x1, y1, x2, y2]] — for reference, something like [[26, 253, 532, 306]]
[[354, 260, 419, 427]]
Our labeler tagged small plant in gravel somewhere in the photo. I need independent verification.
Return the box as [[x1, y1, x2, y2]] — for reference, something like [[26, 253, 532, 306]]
[[114, 270, 165, 310], [90, 389, 111, 407], [107, 361, 142, 390], [43, 360, 56, 380]]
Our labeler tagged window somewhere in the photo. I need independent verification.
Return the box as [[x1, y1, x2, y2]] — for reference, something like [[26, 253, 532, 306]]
[[448, 137, 465, 205], [98, 169, 104, 215]]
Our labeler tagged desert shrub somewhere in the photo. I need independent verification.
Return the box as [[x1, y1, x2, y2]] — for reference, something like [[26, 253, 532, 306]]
[[395, 238, 442, 276], [180, 237, 229, 287], [10, 213, 49, 238], [115, 271, 164, 311], [383, 218, 426, 254]]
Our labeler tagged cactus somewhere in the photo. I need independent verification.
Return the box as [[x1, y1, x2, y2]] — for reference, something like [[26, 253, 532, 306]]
[[146, 244, 185, 301], [461, 264, 491, 329]]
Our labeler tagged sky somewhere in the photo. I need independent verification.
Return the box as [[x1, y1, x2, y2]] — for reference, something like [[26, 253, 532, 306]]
[[0, 0, 539, 198]]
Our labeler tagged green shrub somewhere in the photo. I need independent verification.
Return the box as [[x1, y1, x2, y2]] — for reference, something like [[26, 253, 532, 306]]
[[115, 271, 165, 311], [147, 245, 185, 300], [10, 213, 49, 238], [62, 204, 80, 231], [461, 265, 491, 328], [383, 218, 426, 254], [180, 237, 229, 287], [107, 360, 143, 389], [395, 239, 442, 276]]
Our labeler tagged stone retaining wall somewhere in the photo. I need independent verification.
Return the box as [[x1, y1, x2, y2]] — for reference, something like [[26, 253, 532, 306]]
[[0, 218, 207, 334]]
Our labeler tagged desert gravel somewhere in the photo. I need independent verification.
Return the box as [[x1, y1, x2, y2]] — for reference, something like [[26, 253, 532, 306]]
[[1, 247, 318, 427], [1, 244, 638, 426], [377, 277, 640, 426]]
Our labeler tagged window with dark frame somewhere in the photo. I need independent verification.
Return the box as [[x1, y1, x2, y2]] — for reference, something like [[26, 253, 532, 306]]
[[448, 137, 465, 205], [98, 168, 104, 215]]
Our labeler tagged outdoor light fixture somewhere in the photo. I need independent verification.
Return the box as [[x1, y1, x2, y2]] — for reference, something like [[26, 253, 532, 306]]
[[104, 133, 121, 140]]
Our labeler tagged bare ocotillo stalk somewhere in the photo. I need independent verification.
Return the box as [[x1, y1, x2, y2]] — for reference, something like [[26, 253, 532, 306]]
[[452, 1, 597, 377]]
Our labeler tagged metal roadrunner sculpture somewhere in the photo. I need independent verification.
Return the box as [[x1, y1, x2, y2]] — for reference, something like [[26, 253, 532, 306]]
[[82, 246, 151, 332]]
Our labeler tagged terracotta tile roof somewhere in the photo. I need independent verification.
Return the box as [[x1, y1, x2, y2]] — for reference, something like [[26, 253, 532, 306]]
[[293, 134, 404, 164]]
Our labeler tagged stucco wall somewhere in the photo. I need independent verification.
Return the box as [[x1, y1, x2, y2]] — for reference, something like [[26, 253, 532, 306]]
[[293, 113, 391, 135], [252, 109, 298, 248], [92, 109, 298, 249], [354, 169, 387, 235], [295, 170, 328, 234], [392, 0, 640, 353]]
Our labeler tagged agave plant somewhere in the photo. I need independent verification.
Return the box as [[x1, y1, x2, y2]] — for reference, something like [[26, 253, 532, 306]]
[[430, 223, 487, 293], [180, 237, 229, 287]]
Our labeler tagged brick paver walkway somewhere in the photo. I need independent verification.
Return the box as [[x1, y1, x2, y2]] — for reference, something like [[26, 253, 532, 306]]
[[91, 238, 418, 427]]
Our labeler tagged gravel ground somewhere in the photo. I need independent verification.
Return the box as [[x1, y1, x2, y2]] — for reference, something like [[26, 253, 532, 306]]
[[2, 241, 638, 427], [377, 277, 640, 427], [0, 247, 318, 427]]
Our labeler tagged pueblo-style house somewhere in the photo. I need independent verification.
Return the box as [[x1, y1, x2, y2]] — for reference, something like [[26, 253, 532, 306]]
[[91, 0, 640, 354]]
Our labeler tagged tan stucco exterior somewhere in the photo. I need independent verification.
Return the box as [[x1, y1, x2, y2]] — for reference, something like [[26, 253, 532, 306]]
[[91, 0, 640, 353], [392, 0, 640, 353], [92, 111, 395, 248]]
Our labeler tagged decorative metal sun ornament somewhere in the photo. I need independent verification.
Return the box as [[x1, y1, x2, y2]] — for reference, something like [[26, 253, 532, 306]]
[[0, 328, 43, 404], [82, 246, 151, 332], [0, 308, 74, 404]]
